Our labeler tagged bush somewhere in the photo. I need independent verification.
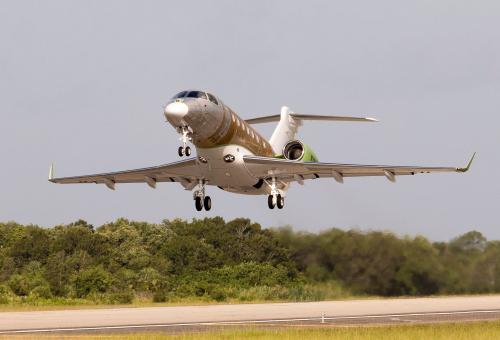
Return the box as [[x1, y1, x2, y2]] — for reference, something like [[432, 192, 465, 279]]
[[152, 290, 167, 303], [0, 285, 12, 304], [74, 267, 112, 298], [107, 290, 134, 304], [30, 285, 53, 299], [8, 274, 30, 296]]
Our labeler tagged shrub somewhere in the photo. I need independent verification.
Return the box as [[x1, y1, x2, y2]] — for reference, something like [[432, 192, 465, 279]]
[[30, 285, 53, 299], [8, 274, 30, 296], [107, 290, 134, 304], [74, 267, 112, 298], [0, 285, 12, 304]]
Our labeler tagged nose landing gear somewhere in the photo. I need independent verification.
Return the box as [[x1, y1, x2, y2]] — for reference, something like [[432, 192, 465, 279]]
[[178, 146, 191, 157], [194, 179, 211, 211], [178, 126, 192, 157]]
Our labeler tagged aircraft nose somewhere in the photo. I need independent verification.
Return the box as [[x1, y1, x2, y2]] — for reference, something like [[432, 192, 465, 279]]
[[164, 102, 189, 125]]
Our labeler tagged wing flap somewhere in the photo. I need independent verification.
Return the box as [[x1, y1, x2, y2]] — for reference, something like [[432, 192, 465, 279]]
[[243, 155, 468, 183]]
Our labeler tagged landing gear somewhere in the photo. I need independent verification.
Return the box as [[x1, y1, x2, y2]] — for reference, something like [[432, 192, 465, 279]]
[[178, 146, 191, 157], [203, 196, 211, 211], [268, 195, 275, 209], [276, 194, 284, 209], [193, 179, 211, 211], [268, 194, 284, 209], [178, 126, 192, 157], [195, 196, 203, 211], [267, 177, 285, 209]]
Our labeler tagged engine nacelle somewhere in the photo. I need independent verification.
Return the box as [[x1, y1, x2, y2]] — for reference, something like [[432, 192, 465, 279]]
[[282, 140, 319, 162]]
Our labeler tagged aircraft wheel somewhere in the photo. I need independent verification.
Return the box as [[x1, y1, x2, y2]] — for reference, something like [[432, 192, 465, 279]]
[[185, 146, 191, 156], [195, 196, 203, 211], [204, 196, 212, 211], [268, 195, 275, 209], [276, 194, 284, 209], [178, 146, 184, 157]]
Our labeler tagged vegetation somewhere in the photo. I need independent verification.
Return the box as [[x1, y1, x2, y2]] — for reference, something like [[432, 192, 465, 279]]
[[0, 217, 499, 306], [2, 321, 500, 340]]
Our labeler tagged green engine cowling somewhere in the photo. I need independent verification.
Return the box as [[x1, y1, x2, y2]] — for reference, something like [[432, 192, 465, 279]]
[[281, 140, 319, 162]]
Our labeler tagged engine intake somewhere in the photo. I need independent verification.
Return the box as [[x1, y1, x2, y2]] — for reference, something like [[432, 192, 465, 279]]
[[283, 140, 305, 161]]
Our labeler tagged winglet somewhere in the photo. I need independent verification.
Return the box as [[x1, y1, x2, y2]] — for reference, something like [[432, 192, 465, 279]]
[[457, 152, 476, 173], [49, 163, 55, 181]]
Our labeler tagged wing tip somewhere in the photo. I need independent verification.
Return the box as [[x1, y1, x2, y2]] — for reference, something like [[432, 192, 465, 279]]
[[48, 163, 55, 181], [366, 117, 379, 122], [457, 152, 476, 173]]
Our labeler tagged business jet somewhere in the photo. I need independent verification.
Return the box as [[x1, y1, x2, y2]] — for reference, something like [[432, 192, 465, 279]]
[[49, 90, 474, 211]]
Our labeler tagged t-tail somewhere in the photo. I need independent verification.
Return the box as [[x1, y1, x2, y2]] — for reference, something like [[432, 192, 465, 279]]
[[246, 107, 377, 160]]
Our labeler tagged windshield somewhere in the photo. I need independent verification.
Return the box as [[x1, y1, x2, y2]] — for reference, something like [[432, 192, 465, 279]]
[[172, 91, 187, 99], [207, 93, 218, 105], [186, 91, 207, 99]]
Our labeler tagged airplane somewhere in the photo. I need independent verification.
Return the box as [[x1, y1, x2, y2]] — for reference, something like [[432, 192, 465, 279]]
[[49, 89, 475, 211]]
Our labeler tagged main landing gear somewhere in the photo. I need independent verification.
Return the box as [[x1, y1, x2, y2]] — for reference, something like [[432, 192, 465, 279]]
[[194, 179, 211, 211], [267, 194, 284, 209], [178, 126, 192, 157], [267, 177, 285, 209]]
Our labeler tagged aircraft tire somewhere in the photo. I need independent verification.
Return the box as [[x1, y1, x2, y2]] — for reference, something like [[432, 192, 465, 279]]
[[268, 195, 275, 209], [276, 194, 284, 209], [178, 146, 184, 157], [204, 196, 211, 211], [195, 196, 203, 211], [185, 146, 191, 156]]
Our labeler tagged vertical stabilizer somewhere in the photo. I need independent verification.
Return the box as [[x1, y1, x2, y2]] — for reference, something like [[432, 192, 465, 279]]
[[269, 106, 302, 154]]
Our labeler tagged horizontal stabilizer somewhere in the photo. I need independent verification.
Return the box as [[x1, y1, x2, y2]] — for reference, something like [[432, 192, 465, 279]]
[[246, 114, 378, 124]]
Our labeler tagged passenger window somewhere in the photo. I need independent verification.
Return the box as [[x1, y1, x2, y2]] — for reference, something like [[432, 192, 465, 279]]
[[173, 91, 187, 99], [207, 93, 218, 105], [186, 91, 207, 99]]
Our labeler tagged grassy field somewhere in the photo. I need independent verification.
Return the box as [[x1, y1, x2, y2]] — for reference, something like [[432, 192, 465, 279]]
[[3, 321, 500, 340]]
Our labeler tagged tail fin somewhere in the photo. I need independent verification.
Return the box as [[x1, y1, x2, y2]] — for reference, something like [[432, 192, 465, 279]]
[[269, 106, 301, 154]]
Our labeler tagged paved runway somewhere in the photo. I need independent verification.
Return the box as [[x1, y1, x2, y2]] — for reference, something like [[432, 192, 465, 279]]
[[1, 295, 500, 334]]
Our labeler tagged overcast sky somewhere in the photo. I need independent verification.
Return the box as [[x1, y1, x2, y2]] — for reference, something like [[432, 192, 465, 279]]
[[1, 1, 499, 240]]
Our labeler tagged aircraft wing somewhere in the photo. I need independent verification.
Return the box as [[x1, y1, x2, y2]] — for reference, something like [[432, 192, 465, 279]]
[[49, 158, 201, 190], [243, 154, 475, 184]]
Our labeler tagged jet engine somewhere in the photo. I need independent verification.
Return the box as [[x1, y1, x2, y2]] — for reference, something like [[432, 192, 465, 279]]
[[282, 140, 319, 162]]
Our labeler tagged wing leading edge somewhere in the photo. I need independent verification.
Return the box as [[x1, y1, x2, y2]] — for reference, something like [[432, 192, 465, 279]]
[[243, 153, 475, 184], [49, 158, 200, 190]]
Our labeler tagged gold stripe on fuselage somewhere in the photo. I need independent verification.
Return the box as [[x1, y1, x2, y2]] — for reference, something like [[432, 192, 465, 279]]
[[193, 104, 275, 157]]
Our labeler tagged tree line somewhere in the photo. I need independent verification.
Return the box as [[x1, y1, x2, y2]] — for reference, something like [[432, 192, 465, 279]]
[[0, 217, 498, 305]]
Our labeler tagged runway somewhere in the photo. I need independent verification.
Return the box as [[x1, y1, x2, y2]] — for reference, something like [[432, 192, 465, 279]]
[[1, 295, 500, 334]]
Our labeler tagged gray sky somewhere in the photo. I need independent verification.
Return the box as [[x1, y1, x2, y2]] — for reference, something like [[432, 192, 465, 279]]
[[1, 0, 499, 240]]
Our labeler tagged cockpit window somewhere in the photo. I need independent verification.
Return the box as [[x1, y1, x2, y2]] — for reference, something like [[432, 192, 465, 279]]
[[186, 91, 207, 99], [207, 93, 218, 105], [173, 91, 187, 99]]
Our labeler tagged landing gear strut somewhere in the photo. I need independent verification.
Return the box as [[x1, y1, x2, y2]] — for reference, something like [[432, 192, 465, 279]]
[[267, 177, 285, 209], [178, 126, 192, 157], [194, 179, 211, 211]]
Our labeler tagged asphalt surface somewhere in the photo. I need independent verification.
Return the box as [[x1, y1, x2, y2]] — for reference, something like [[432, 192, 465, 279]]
[[1, 295, 500, 334]]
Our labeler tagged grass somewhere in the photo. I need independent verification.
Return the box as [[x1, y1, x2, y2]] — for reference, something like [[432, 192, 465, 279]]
[[2, 321, 500, 339], [0, 282, 358, 312]]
